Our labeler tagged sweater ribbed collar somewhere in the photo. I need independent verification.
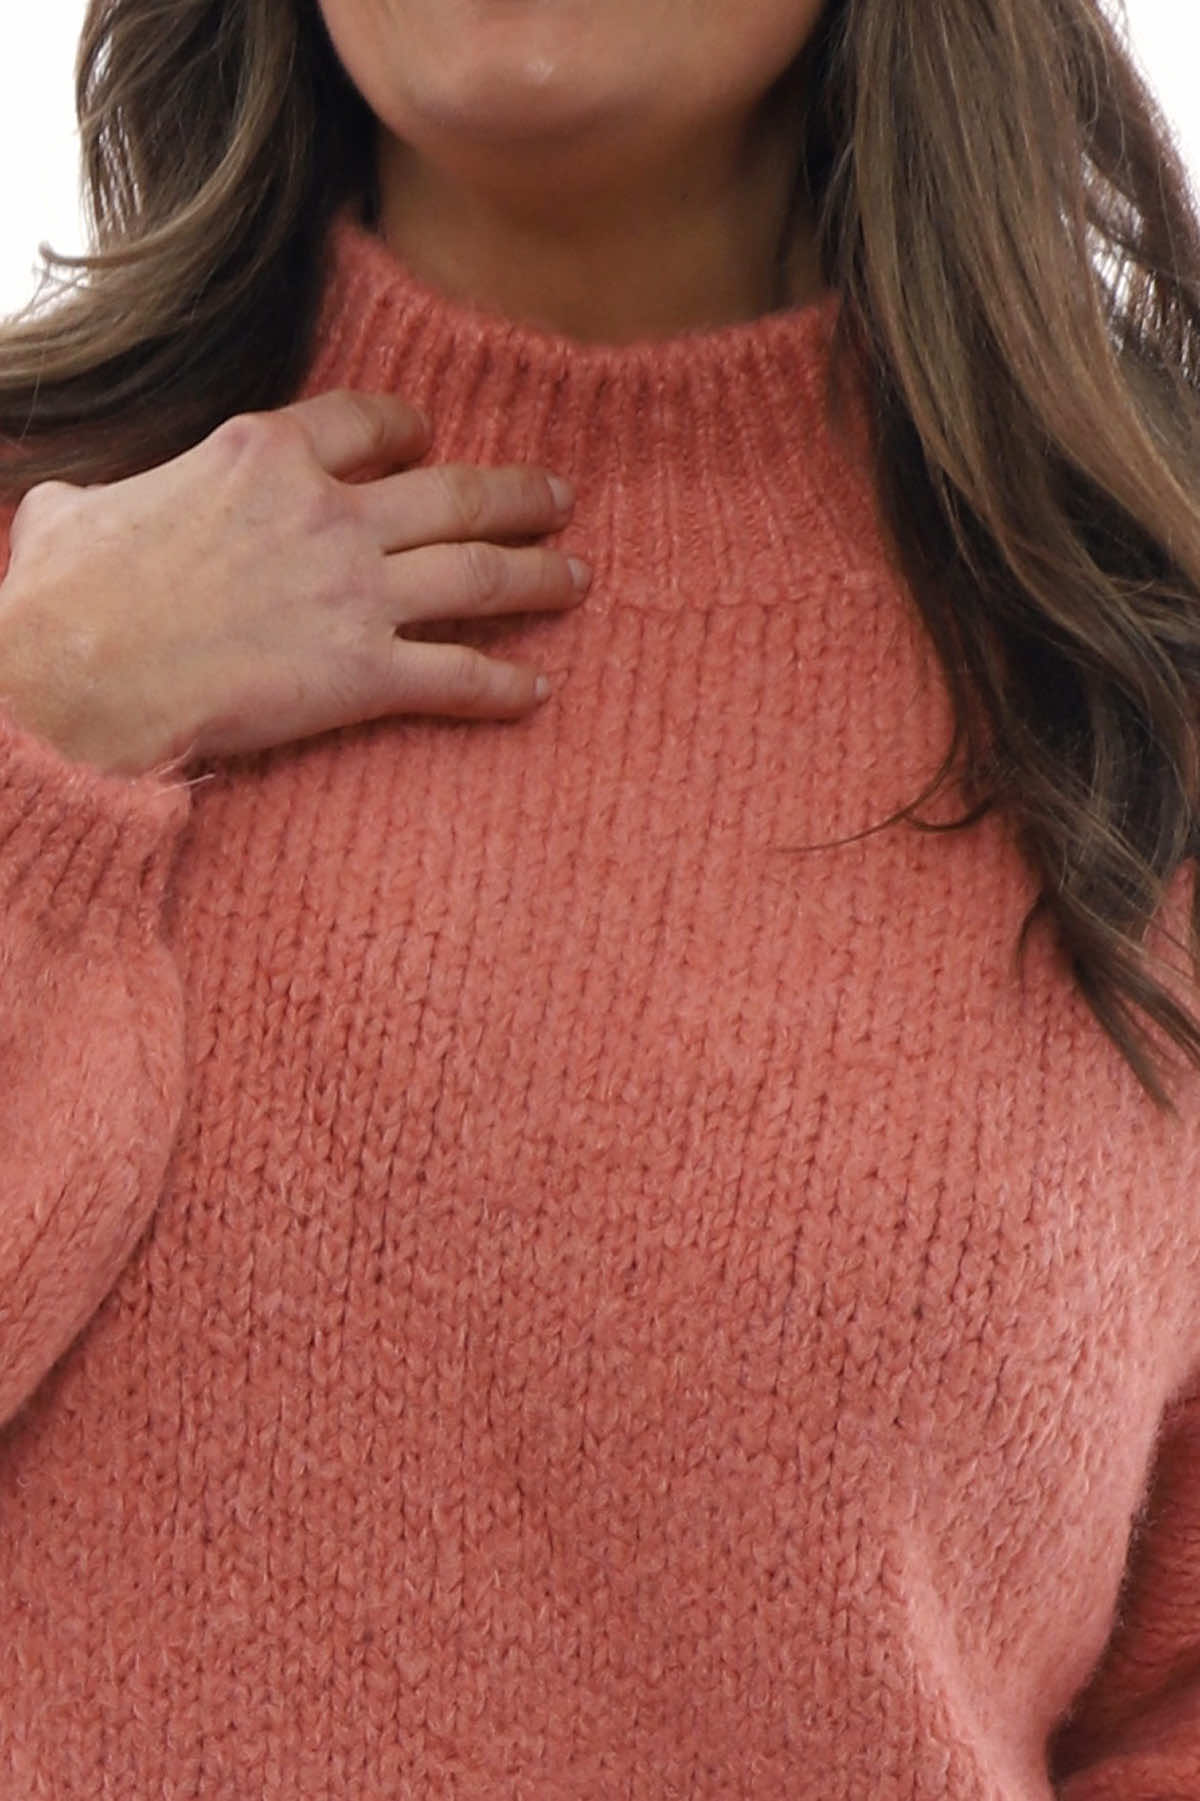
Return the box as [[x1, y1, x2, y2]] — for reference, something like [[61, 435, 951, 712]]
[[298, 204, 882, 585]]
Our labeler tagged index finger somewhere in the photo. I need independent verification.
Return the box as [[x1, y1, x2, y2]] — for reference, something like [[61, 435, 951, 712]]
[[279, 388, 432, 479]]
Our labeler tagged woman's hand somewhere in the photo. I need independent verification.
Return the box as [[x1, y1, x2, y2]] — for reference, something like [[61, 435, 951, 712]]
[[0, 389, 590, 777]]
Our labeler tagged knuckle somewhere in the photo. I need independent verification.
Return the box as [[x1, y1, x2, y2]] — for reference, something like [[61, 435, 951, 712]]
[[214, 409, 342, 527], [328, 630, 379, 707], [212, 408, 301, 464], [210, 411, 261, 457], [298, 469, 358, 539], [448, 644, 494, 704], [341, 391, 390, 462], [460, 539, 505, 607], [441, 465, 488, 536]]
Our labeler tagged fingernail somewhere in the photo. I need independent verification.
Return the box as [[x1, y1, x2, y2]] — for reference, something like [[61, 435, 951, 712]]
[[549, 476, 575, 513], [568, 556, 592, 594], [535, 675, 553, 702]]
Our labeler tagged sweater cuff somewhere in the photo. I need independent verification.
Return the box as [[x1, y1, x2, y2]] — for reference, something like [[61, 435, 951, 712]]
[[0, 706, 193, 938]]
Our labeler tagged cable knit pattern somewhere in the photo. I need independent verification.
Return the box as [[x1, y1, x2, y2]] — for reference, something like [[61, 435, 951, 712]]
[[2, 205, 1200, 1800]]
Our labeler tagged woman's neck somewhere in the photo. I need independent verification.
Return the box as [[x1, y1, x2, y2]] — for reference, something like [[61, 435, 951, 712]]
[[371, 122, 827, 346]]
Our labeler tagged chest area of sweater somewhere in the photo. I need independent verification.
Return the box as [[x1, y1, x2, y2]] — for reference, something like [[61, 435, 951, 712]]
[[172, 584, 1023, 1186], [163, 590, 1193, 1487]]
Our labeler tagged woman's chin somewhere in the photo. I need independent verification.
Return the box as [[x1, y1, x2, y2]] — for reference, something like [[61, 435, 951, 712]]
[[405, 69, 633, 153]]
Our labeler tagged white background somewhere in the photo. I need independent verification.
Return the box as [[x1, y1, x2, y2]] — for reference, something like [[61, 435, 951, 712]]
[[1, 0, 1198, 319]]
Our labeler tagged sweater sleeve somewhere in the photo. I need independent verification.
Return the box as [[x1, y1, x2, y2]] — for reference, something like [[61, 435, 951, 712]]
[[1047, 1368, 1200, 1800], [0, 512, 195, 1432]]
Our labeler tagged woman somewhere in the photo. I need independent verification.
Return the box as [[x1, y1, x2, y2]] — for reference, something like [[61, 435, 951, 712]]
[[0, 0, 1199, 1793]]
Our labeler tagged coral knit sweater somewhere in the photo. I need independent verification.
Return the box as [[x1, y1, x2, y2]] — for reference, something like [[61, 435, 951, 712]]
[[2, 205, 1200, 1801]]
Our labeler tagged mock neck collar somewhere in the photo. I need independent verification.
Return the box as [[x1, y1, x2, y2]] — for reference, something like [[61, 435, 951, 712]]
[[297, 204, 883, 586]]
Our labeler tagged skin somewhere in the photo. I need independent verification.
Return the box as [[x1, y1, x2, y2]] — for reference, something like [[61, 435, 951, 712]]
[[317, 0, 831, 343], [0, 11, 841, 771]]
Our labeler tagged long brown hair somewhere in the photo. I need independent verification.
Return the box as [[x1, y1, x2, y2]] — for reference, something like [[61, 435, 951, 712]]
[[2, 0, 1200, 1113]]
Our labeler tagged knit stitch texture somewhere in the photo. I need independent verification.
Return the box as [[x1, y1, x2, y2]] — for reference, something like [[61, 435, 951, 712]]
[[2, 205, 1200, 1799]]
